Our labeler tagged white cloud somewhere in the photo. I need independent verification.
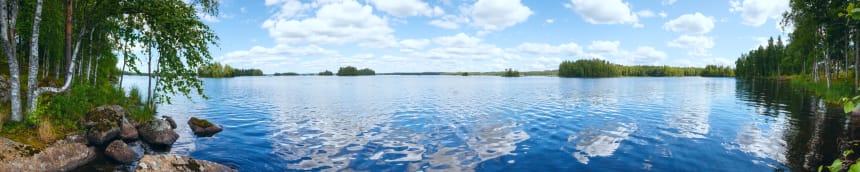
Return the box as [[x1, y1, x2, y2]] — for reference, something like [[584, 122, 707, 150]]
[[565, 0, 640, 27], [659, 11, 668, 18], [587, 41, 621, 54], [429, 14, 468, 29], [261, 0, 396, 47], [630, 46, 668, 64], [367, 0, 434, 17], [240, 7, 247, 13], [471, 0, 533, 32], [218, 44, 338, 71], [729, 0, 789, 27], [637, 10, 656, 18], [668, 35, 715, 56], [663, 12, 715, 34], [198, 12, 220, 23], [662, 0, 678, 5], [514, 42, 583, 56], [398, 39, 431, 52], [546, 19, 555, 24]]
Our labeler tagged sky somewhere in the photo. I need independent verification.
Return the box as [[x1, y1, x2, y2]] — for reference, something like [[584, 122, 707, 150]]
[[198, 0, 791, 73]]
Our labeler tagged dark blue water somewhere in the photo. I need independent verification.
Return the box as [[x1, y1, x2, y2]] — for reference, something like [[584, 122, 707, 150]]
[[119, 76, 844, 171]]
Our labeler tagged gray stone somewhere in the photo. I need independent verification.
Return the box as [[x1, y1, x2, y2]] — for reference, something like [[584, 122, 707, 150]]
[[138, 119, 179, 147], [134, 155, 236, 172]]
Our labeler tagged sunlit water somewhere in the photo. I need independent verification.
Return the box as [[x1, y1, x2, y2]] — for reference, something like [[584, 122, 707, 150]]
[[113, 75, 844, 171]]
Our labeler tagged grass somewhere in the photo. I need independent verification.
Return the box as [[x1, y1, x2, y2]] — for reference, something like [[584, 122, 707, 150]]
[[0, 84, 155, 148], [787, 74, 858, 104]]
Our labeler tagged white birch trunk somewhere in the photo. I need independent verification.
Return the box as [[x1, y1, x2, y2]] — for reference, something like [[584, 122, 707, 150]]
[[26, 0, 43, 113]]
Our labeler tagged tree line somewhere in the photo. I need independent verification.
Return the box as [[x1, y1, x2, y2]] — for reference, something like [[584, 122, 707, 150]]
[[558, 59, 733, 77], [197, 62, 263, 77], [735, 0, 860, 91], [336, 66, 375, 76]]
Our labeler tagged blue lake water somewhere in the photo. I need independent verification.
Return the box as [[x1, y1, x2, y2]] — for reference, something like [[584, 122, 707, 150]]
[[118, 75, 844, 171]]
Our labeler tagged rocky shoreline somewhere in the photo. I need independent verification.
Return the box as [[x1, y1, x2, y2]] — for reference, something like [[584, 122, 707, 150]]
[[0, 105, 232, 172]]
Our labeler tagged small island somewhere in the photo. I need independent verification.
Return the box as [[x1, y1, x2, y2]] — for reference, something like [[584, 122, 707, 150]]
[[318, 70, 334, 76], [336, 66, 375, 76], [198, 62, 264, 78], [273, 72, 300, 76]]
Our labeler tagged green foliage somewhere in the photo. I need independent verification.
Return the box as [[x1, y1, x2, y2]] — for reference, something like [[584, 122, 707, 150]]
[[336, 66, 375, 76], [559, 59, 622, 77], [735, 37, 788, 78], [318, 70, 333, 76], [197, 62, 234, 77], [701, 65, 736, 77], [273, 72, 299, 76], [461, 72, 469, 76], [198, 62, 263, 77], [501, 68, 520, 77], [232, 68, 264, 76], [558, 59, 733, 78]]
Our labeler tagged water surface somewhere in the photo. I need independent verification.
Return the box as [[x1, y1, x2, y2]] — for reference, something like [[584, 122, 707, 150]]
[[117, 75, 844, 171]]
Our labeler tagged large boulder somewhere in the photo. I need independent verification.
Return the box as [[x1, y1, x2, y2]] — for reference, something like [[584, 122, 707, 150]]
[[105, 140, 138, 164], [188, 117, 223, 137], [0, 135, 96, 171], [85, 105, 132, 145], [138, 119, 179, 147], [119, 117, 139, 141], [135, 155, 236, 172]]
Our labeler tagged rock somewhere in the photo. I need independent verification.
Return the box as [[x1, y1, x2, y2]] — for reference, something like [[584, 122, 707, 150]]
[[163, 116, 177, 129], [0, 135, 96, 171], [119, 117, 139, 141], [138, 119, 179, 147], [188, 117, 223, 137], [135, 155, 236, 172], [86, 125, 119, 146], [105, 140, 137, 164], [85, 105, 132, 145]]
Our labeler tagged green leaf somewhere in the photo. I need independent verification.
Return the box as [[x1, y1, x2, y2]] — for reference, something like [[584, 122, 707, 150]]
[[846, 101, 856, 113], [830, 159, 844, 172], [851, 163, 860, 172]]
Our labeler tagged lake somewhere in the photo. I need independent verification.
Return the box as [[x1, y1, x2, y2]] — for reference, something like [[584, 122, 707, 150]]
[[112, 75, 843, 171]]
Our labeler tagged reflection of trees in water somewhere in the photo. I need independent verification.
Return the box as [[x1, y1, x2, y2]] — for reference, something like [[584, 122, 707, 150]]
[[734, 79, 845, 171], [562, 122, 637, 164]]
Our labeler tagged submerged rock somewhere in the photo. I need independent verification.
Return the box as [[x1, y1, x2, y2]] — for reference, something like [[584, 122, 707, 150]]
[[188, 117, 223, 137], [163, 116, 177, 129], [105, 140, 138, 164], [0, 135, 96, 171], [135, 154, 236, 172], [138, 119, 179, 147]]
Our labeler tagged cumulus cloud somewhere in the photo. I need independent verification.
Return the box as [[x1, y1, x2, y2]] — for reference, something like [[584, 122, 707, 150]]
[[659, 11, 668, 18], [565, 0, 641, 27], [198, 12, 220, 23], [587, 41, 621, 54], [637, 10, 656, 18], [471, 0, 533, 32], [367, 0, 436, 17], [663, 12, 715, 34], [514, 42, 583, 56], [730, 0, 789, 27], [546, 19, 555, 24], [398, 39, 431, 52], [261, 0, 396, 47], [667, 35, 715, 56]]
